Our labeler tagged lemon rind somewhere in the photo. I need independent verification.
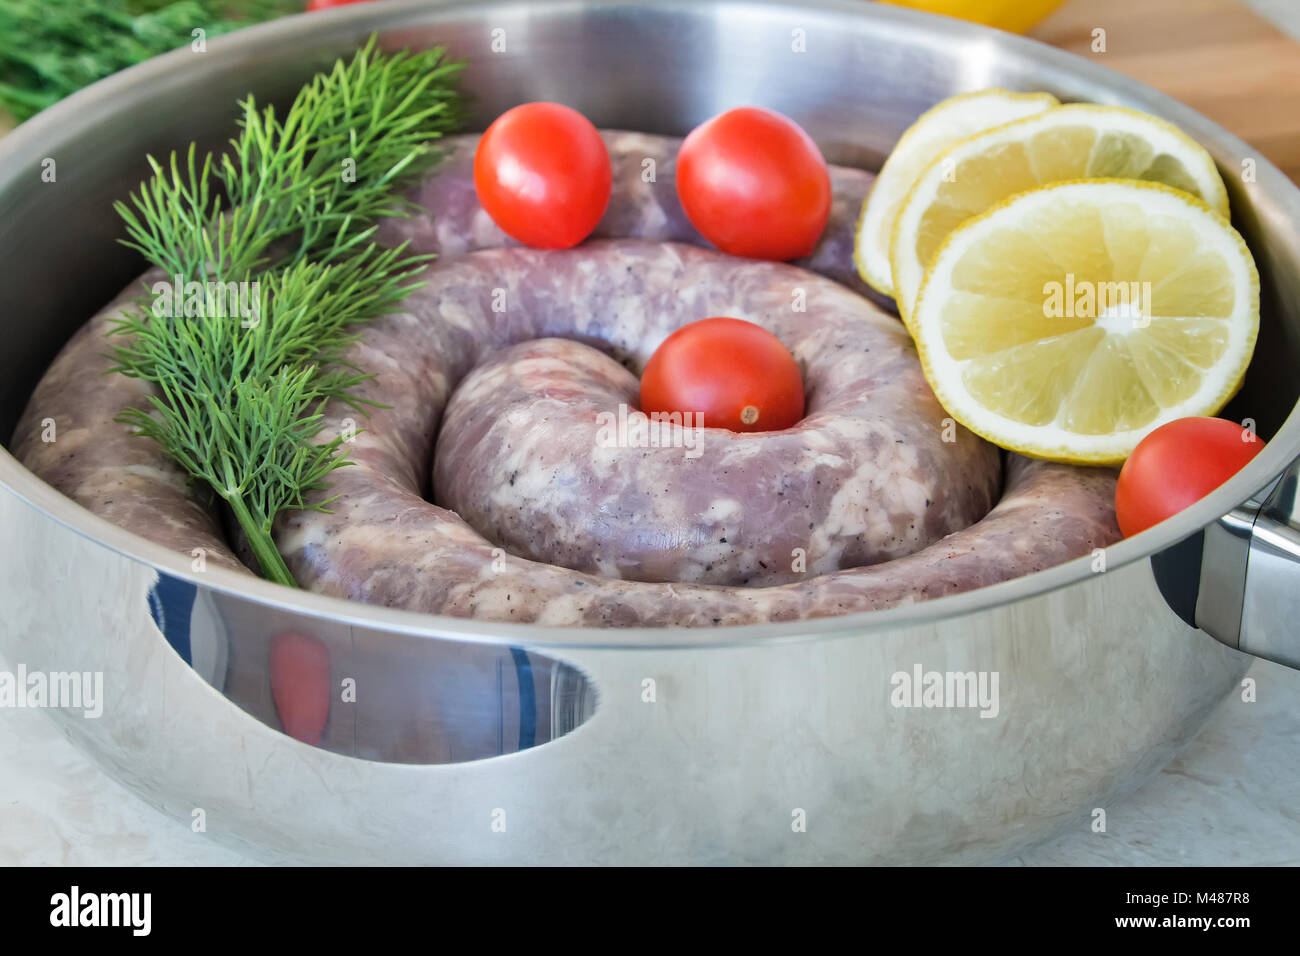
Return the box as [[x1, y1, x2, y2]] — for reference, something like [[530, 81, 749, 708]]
[[854, 89, 1059, 297]]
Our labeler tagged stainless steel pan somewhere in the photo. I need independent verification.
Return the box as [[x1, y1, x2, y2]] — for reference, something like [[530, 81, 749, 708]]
[[1, 0, 1298, 865]]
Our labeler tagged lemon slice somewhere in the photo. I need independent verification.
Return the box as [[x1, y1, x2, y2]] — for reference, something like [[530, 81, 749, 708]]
[[912, 180, 1258, 464], [891, 104, 1231, 329], [855, 89, 1058, 298]]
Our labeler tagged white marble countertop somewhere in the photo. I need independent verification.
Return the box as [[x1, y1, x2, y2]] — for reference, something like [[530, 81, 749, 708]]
[[2, 648, 1297, 865]]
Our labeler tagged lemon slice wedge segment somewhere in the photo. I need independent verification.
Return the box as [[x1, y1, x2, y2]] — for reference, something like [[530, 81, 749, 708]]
[[854, 89, 1058, 298], [911, 179, 1258, 464], [891, 104, 1231, 329]]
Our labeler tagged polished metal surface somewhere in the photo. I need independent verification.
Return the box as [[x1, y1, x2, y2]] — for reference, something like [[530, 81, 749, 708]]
[[1240, 462, 1300, 668], [1195, 476, 1277, 649], [193, 576, 596, 763], [0, 0, 1297, 863], [1194, 454, 1300, 671]]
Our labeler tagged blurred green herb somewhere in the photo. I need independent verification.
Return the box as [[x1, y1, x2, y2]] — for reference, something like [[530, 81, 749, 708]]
[[0, 0, 301, 122], [108, 38, 465, 586]]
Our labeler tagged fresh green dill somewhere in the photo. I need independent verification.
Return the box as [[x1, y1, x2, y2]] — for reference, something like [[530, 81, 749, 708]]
[[0, 0, 301, 122], [108, 39, 464, 585]]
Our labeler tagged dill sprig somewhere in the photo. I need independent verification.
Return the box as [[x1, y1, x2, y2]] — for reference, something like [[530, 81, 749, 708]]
[[108, 39, 464, 586], [0, 0, 301, 122]]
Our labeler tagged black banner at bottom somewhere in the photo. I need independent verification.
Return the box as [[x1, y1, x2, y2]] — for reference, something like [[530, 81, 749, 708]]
[[0, 865, 1277, 941]]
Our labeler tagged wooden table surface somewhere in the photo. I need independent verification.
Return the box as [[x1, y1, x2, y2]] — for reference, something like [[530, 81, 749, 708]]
[[1032, 0, 1300, 181]]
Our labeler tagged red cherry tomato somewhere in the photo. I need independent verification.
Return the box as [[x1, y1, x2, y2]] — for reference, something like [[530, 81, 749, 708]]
[[473, 102, 612, 249], [640, 317, 805, 433], [1116, 417, 1265, 537], [675, 106, 832, 261], [306, 0, 375, 10]]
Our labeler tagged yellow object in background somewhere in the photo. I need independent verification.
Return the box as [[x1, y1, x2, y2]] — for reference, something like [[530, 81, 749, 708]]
[[878, 0, 1067, 34]]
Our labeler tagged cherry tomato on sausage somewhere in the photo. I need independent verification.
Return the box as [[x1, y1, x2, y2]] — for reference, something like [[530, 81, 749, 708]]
[[1116, 417, 1265, 537], [675, 106, 832, 261], [473, 102, 612, 249], [640, 317, 805, 433]]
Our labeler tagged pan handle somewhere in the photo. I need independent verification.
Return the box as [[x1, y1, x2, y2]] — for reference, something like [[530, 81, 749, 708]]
[[1188, 457, 1300, 669]]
